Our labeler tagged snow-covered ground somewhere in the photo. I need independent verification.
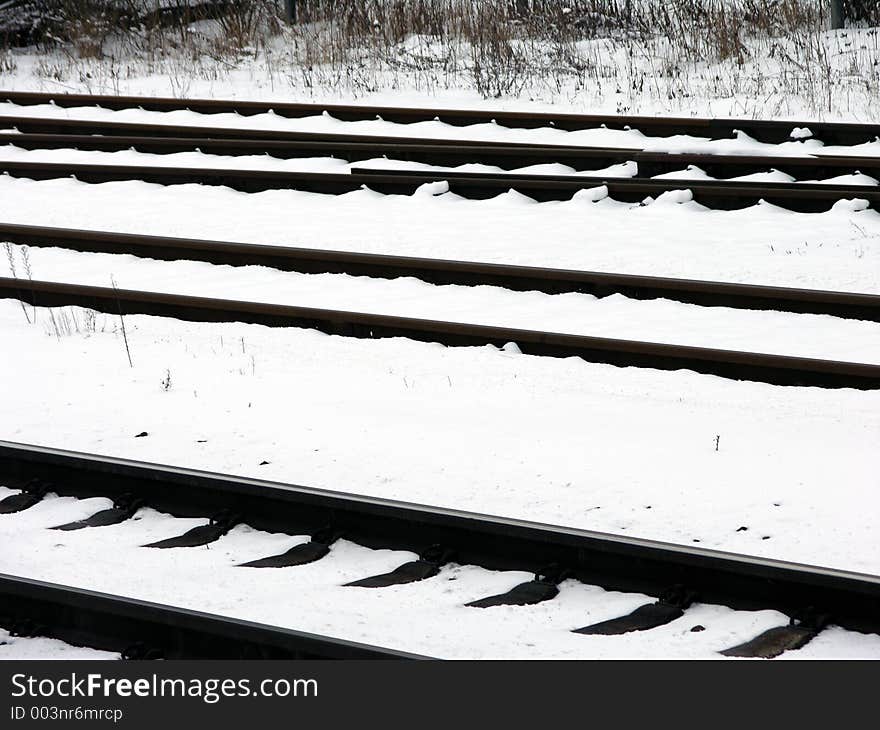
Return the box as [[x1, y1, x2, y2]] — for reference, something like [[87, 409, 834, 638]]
[[2, 16, 879, 124], [1, 483, 878, 659], [6, 241, 880, 365], [2, 302, 878, 578], [0, 628, 118, 660], [1, 175, 878, 294], [1, 169, 877, 583]]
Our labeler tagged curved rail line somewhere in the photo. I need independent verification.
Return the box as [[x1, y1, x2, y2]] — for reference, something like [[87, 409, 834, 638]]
[[2, 126, 879, 181], [3, 90, 879, 145], [0, 277, 877, 388], [0, 159, 876, 211], [1, 222, 877, 322], [0, 573, 423, 660], [1, 441, 878, 659]]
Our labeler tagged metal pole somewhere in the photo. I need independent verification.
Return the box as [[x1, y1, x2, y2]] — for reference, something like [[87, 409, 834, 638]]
[[283, 0, 296, 24], [830, 0, 845, 29]]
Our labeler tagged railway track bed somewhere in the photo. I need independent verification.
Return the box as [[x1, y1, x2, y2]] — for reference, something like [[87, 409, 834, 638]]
[[3, 222, 877, 320], [1, 91, 879, 659], [1, 442, 879, 659], [2, 123, 880, 184], [2, 248, 879, 388], [0, 573, 417, 660], [0, 157, 877, 211]]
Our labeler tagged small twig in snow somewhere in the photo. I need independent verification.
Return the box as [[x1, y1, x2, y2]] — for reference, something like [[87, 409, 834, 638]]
[[111, 275, 133, 368]]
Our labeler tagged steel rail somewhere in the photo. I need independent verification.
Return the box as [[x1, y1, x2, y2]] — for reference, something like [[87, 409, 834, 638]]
[[3, 128, 880, 181], [350, 166, 880, 211], [0, 129, 613, 167], [1, 222, 877, 322], [0, 113, 568, 147], [0, 277, 877, 388], [1, 441, 879, 638], [0, 572, 426, 659], [3, 89, 880, 145], [0, 159, 877, 212]]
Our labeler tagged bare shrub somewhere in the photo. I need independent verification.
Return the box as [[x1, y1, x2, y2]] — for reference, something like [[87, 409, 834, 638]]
[[0, 49, 17, 73], [3, 1, 880, 115]]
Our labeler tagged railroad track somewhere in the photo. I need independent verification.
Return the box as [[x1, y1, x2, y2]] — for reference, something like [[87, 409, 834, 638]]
[[2, 222, 878, 322], [3, 120, 880, 182], [0, 113, 573, 147], [2, 94, 878, 658], [1, 441, 878, 659], [3, 93, 879, 211], [351, 166, 880, 211], [0, 159, 875, 212], [4, 89, 880, 145], [1, 277, 877, 388], [0, 573, 422, 660]]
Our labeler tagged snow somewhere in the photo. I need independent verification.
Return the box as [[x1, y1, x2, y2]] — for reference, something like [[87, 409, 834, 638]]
[[652, 165, 716, 181], [818, 173, 880, 186], [645, 165, 876, 186], [0, 488, 877, 659], [1, 302, 878, 579], [0, 176, 877, 296], [0, 21, 875, 123], [0, 630, 119, 660], [716, 170, 796, 184], [778, 628, 880, 659], [5, 242, 880, 365]]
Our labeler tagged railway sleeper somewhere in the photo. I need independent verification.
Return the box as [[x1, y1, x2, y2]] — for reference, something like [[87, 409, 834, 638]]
[[51, 492, 144, 531], [0, 451, 873, 658], [721, 608, 832, 659], [121, 641, 165, 660], [0, 495, 844, 658], [573, 584, 699, 635], [0, 478, 51, 514], [346, 544, 456, 588], [238, 525, 344, 568], [142, 508, 240, 548], [7, 617, 48, 638], [466, 564, 572, 608]]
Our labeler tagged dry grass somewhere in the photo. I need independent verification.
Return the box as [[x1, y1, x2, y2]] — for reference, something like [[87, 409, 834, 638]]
[[3, 1, 879, 115]]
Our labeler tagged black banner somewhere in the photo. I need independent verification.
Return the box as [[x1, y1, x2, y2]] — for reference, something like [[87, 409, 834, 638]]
[[0, 660, 875, 728]]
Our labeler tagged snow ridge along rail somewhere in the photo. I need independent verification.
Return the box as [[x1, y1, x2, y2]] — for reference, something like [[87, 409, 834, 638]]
[[0, 573, 425, 660], [1, 222, 877, 322], [4, 89, 880, 145], [0, 277, 878, 388], [1, 441, 879, 659], [0, 159, 877, 212]]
